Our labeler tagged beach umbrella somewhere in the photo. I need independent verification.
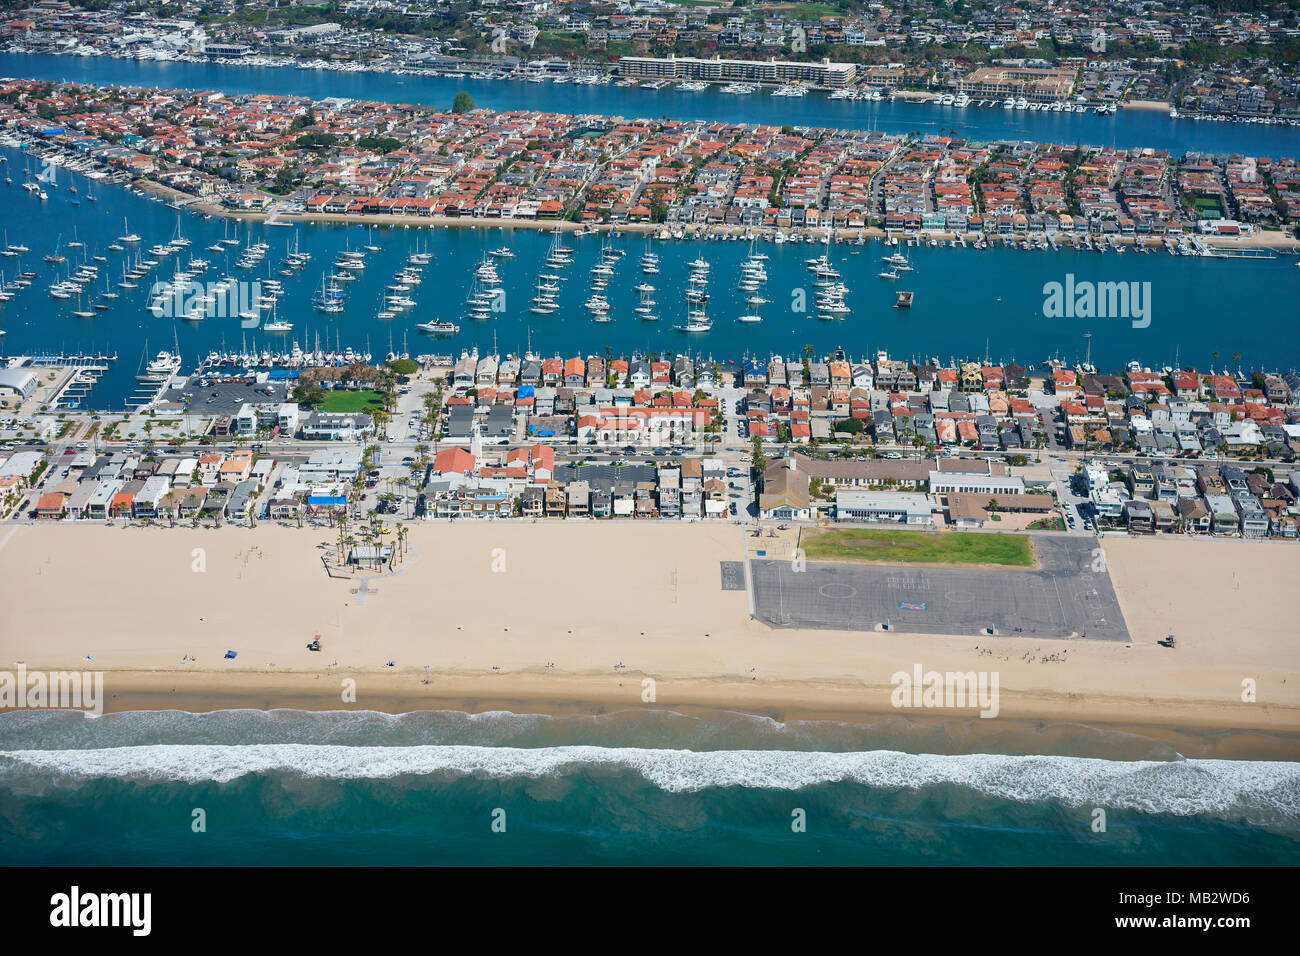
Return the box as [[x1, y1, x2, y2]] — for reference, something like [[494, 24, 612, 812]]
[[224, 650, 238, 660]]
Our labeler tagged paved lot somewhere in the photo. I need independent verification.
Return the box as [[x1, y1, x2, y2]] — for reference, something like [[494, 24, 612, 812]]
[[161, 378, 294, 415], [751, 535, 1128, 641], [720, 561, 746, 591]]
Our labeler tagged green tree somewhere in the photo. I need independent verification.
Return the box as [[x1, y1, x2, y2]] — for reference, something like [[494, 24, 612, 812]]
[[750, 436, 767, 484], [452, 91, 476, 114]]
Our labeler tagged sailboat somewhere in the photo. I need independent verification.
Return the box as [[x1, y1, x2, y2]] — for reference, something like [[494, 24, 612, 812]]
[[119, 218, 142, 244], [169, 214, 190, 249], [312, 274, 344, 313], [262, 302, 293, 333], [72, 292, 94, 318]]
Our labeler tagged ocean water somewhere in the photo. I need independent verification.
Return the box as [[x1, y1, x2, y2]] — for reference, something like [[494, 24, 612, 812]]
[[4, 53, 1300, 157], [1, 709, 1297, 865], [3, 146, 1299, 412]]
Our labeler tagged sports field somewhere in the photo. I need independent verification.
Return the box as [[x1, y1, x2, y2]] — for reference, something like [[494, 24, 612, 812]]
[[800, 527, 1035, 568], [317, 389, 386, 413]]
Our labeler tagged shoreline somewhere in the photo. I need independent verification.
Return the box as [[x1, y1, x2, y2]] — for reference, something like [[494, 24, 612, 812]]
[[163, 194, 1300, 253], [70, 667, 1300, 744]]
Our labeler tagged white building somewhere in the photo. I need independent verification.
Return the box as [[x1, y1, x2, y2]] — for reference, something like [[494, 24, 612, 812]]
[[928, 460, 1024, 496], [835, 490, 934, 525], [298, 447, 364, 484]]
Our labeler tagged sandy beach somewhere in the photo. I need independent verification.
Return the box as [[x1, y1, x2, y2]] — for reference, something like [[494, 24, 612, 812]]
[[1, 521, 1297, 737], [1123, 99, 1173, 112]]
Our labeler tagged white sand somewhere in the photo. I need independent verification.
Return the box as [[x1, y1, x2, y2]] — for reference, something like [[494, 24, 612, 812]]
[[1, 522, 1296, 727]]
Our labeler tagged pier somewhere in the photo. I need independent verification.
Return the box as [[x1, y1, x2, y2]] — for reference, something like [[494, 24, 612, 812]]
[[6, 352, 118, 367]]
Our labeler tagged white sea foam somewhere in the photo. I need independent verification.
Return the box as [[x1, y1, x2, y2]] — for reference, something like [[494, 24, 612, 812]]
[[1, 745, 1297, 819]]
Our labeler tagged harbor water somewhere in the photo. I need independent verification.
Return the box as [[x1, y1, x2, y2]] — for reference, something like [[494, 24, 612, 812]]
[[0, 144, 1297, 410], [4, 53, 1300, 157]]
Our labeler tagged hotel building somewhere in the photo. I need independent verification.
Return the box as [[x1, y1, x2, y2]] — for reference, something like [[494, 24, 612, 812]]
[[619, 55, 857, 89], [956, 66, 1077, 102]]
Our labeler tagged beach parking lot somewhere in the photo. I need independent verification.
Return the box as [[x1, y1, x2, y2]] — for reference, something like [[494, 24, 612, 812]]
[[751, 535, 1129, 641]]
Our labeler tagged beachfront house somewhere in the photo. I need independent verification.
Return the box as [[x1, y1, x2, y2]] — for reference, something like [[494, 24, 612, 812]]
[[36, 492, 66, 520], [131, 476, 170, 519], [1204, 492, 1239, 535]]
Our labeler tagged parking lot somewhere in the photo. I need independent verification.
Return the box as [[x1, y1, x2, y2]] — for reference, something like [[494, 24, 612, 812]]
[[162, 377, 294, 416], [751, 535, 1129, 641]]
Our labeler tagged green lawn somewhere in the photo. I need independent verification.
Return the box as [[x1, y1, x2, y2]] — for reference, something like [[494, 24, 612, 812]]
[[763, 2, 843, 19], [318, 389, 385, 413], [801, 528, 1035, 567]]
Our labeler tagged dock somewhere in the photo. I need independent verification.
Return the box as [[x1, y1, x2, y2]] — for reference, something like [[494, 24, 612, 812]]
[[1, 353, 117, 410]]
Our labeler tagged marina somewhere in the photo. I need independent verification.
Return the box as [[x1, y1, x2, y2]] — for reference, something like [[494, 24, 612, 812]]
[[1, 161, 1297, 408]]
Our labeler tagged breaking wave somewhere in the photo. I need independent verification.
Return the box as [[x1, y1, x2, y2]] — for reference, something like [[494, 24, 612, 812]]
[[2, 743, 1297, 823]]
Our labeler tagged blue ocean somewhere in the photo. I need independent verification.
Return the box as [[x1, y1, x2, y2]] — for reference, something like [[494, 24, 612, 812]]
[[1, 709, 1297, 865]]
